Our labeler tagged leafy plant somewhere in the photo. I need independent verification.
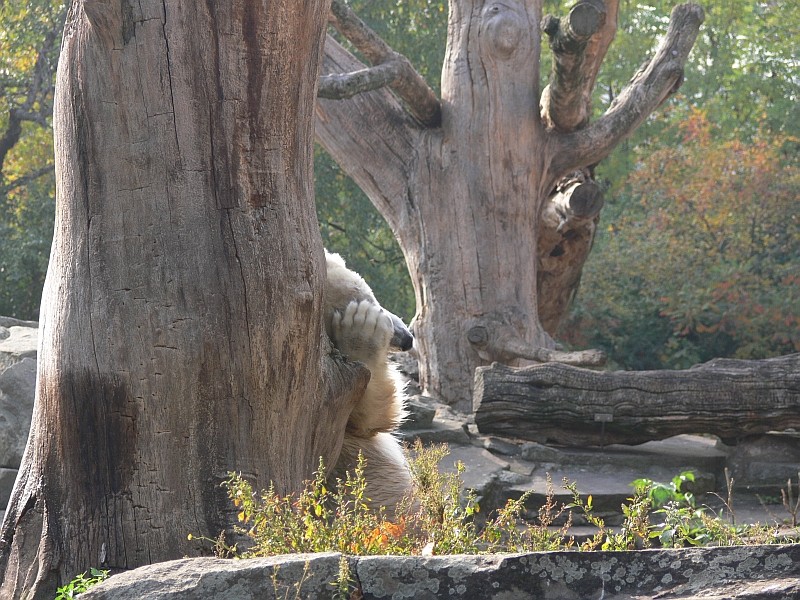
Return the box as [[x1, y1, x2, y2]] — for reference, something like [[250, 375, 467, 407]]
[[54, 568, 110, 600], [634, 470, 784, 547], [223, 453, 410, 557], [564, 478, 652, 551]]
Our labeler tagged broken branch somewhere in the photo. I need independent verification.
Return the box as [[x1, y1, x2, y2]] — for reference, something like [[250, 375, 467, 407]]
[[467, 312, 606, 368], [540, 0, 608, 131], [318, 61, 404, 99], [537, 172, 604, 334]]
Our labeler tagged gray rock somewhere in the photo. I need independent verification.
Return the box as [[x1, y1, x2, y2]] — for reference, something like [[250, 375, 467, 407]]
[[0, 357, 37, 468], [726, 433, 800, 489], [0, 467, 18, 507], [400, 395, 436, 430], [520, 441, 564, 463], [0, 325, 38, 372], [81, 553, 343, 599], [80, 545, 800, 599], [483, 436, 521, 456], [439, 445, 509, 496], [399, 414, 471, 446], [0, 317, 38, 328]]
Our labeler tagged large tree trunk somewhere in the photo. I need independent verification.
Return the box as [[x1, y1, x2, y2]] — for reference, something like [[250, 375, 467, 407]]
[[0, 1, 362, 598], [474, 354, 800, 446], [316, 1, 703, 410]]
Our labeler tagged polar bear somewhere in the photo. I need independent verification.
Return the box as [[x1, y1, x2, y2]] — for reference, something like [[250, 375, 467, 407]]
[[324, 250, 414, 513]]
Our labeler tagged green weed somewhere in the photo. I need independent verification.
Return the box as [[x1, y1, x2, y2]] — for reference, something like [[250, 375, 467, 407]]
[[54, 568, 109, 600]]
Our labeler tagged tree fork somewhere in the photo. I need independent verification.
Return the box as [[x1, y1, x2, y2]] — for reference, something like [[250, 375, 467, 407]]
[[550, 3, 705, 175], [537, 3, 703, 333]]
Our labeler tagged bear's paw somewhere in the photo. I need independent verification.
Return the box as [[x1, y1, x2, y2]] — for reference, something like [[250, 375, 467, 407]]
[[332, 299, 393, 365]]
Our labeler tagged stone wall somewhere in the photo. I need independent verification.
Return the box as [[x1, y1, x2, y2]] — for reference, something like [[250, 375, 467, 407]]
[[81, 545, 800, 599]]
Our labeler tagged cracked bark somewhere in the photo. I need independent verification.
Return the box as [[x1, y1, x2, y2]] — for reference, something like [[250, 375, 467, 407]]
[[474, 354, 800, 446], [1, 1, 366, 597]]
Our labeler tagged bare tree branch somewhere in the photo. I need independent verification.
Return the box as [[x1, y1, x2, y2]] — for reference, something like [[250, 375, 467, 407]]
[[0, 163, 54, 195], [580, 0, 619, 102], [319, 60, 403, 99], [535, 1, 621, 333], [324, 0, 441, 127], [0, 111, 23, 174], [549, 3, 704, 179]]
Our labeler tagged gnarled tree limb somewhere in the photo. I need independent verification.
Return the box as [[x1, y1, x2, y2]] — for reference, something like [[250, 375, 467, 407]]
[[540, 0, 610, 131], [549, 2, 704, 178], [323, 0, 441, 127], [535, 1, 621, 334], [319, 61, 404, 100]]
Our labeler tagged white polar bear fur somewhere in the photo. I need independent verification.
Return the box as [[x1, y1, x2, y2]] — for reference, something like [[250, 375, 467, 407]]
[[324, 250, 413, 513]]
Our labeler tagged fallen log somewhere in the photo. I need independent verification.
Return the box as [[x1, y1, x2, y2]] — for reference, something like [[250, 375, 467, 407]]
[[473, 354, 800, 446]]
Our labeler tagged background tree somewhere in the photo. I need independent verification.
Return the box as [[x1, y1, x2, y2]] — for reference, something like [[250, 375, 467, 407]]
[[0, 1, 63, 320], [0, 1, 363, 597], [316, 0, 798, 376], [316, 0, 704, 409]]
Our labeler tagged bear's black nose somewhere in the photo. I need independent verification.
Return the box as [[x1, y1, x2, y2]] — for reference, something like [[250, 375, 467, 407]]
[[388, 312, 414, 352], [391, 328, 414, 352]]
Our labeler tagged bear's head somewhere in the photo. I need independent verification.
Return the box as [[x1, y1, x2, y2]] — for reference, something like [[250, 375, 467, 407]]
[[324, 250, 413, 352]]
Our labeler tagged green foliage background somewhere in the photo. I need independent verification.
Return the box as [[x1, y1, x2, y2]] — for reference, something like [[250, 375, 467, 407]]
[[0, 0, 62, 320], [1, 0, 797, 369]]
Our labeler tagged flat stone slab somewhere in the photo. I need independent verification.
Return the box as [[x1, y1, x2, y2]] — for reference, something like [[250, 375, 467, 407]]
[[438, 445, 509, 495]]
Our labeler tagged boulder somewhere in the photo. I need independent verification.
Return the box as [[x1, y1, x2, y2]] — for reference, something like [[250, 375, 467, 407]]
[[0, 320, 38, 372], [80, 545, 800, 599], [0, 357, 37, 469], [0, 318, 38, 518]]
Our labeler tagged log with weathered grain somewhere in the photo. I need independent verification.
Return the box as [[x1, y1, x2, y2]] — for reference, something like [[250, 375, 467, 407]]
[[474, 354, 800, 446]]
